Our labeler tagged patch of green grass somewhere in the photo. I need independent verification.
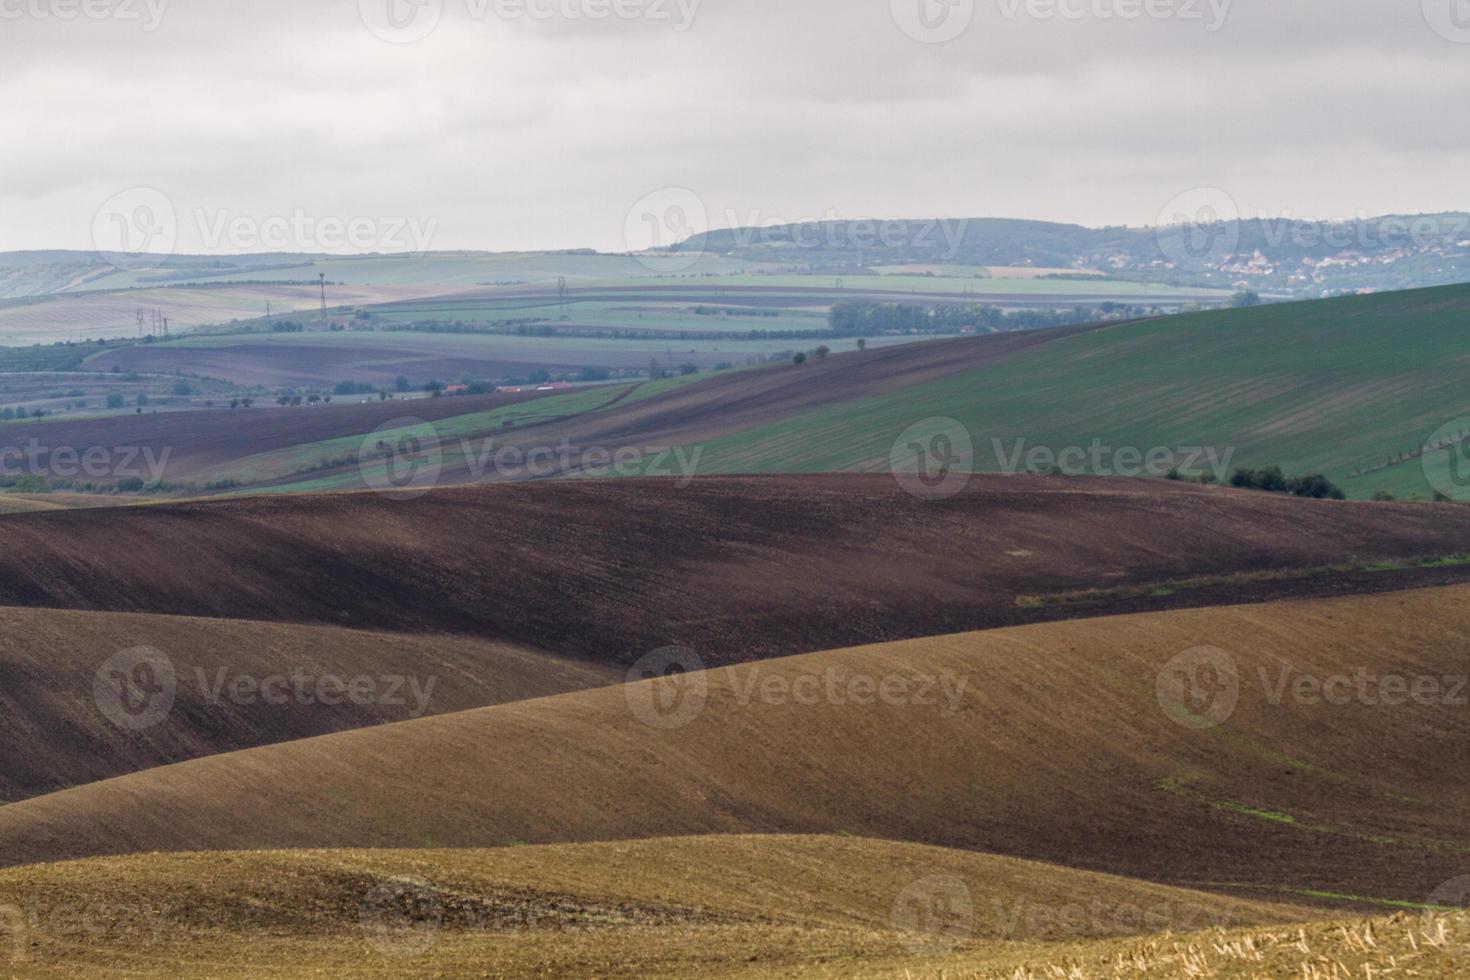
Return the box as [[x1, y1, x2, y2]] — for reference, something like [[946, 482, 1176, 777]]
[[1013, 553, 1470, 608], [1214, 802, 1297, 825]]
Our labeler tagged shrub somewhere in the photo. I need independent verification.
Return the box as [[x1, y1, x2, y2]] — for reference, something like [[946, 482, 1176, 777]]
[[1372, 490, 1397, 502], [792, 352, 807, 365], [1286, 474, 1346, 500]]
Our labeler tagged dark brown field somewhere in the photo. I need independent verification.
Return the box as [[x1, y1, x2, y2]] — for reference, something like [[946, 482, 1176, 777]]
[[2, 475, 1470, 668], [0, 386, 562, 482], [0, 607, 615, 802]]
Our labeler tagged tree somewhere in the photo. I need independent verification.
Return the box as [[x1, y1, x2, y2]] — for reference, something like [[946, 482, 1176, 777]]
[[1231, 290, 1262, 308], [792, 352, 807, 365], [394, 375, 412, 392], [814, 345, 831, 360], [856, 338, 867, 351], [106, 393, 125, 409]]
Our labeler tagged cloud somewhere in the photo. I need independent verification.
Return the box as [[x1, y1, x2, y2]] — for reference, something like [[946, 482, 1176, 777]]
[[1, 0, 1466, 253]]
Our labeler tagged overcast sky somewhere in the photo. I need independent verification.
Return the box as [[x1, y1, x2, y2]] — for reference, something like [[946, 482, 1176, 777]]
[[2, 0, 1468, 256]]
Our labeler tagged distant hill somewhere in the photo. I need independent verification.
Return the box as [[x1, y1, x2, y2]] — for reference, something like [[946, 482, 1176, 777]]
[[679, 213, 1470, 296]]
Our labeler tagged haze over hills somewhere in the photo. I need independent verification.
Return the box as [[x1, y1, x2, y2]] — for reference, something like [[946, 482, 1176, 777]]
[[7, 208, 1470, 302]]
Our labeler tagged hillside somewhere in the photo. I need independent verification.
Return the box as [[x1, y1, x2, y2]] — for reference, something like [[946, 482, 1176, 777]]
[[0, 607, 615, 802], [672, 283, 1470, 500], [2, 476, 1470, 667], [1, 586, 1465, 907], [8, 284, 1468, 500], [0, 835, 1323, 978]]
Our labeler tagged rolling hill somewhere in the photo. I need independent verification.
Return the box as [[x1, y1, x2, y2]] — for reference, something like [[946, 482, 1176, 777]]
[[0, 835, 1327, 978], [0, 607, 616, 803], [671, 283, 1470, 500], [2, 476, 1470, 667], [0, 585, 1465, 909], [7, 283, 1467, 501]]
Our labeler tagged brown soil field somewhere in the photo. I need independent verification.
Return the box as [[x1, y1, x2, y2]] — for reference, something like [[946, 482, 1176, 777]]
[[0, 386, 560, 482], [0, 607, 615, 802], [0, 475, 1468, 667], [86, 340, 586, 389], [0, 835, 1323, 978], [1, 586, 1465, 906]]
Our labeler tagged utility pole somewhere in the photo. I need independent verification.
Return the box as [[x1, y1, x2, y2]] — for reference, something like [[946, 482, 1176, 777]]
[[319, 273, 327, 326]]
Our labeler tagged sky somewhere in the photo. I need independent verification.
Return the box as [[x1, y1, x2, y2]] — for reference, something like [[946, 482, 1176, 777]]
[[2, 0, 1468, 256]]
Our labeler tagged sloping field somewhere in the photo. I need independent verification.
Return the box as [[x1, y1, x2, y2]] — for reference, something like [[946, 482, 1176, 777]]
[[0, 607, 615, 802], [0, 385, 567, 484], [1, 586, 1466, 907], [672, 284, 1470, 499], [0, 283, 453, 344], [2, 476, 1470, 666], [0, 836, 1321, 978], [51, 326, 1074, 491]]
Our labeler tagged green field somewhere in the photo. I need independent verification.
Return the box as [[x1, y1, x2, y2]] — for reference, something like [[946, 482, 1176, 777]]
[[668, 285, 1470, 500], [605, 272, 1230, 298]]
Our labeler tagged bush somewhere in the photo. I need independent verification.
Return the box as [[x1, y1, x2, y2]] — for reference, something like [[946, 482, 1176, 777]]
[[792, 352, 807, 365], [1286, 474, 1346, 500], [1372, 490, 1397, 502], [106, 393, 125, 409], [1232, 466, 1344, 500]]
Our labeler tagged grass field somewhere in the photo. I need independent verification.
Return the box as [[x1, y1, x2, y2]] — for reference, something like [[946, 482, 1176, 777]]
[[671, 284, 1470, 499], [0, 835, 1348, 978]]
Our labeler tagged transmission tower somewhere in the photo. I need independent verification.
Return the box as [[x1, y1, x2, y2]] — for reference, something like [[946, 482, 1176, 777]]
[[319, 273, 327, 325], [558, 276, 570, 319]]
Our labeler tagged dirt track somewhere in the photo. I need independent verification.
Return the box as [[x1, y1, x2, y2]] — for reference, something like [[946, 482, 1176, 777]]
[[2, 474, 1470, 667]]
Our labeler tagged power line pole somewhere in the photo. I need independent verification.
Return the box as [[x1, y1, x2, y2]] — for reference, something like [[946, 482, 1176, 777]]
[[319, 273, 327, 326]]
